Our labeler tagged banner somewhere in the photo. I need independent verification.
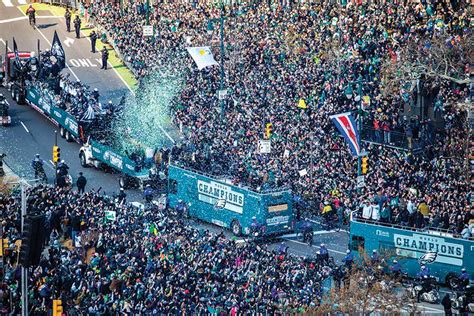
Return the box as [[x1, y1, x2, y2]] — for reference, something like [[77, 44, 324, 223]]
[[51, 31, 66, 69], [186, 47, 218, 70], [12, 38, 20, 67], [329, 112, 361, 157]]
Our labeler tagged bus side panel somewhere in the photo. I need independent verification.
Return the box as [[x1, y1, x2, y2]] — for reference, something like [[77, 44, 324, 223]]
[[350, 221, 473, 283], [262, 191, 293, 234]]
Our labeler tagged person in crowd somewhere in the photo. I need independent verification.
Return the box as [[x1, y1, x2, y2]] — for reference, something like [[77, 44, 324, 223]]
[[441, 293, 452, 316], [1, 186, 328, 313]]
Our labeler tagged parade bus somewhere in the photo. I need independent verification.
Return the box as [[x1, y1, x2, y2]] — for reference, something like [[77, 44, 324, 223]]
[[349, 212, 474, 286], [167, 164, 294, 236]]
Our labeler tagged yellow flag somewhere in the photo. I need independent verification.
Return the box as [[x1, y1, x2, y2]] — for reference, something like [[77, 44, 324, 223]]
[[297, 99, 307, 109]]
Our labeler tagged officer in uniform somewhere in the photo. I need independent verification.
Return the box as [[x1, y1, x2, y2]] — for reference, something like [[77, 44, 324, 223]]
[[64, 8, 71, 32], [73, 15, 81, 39], [90, 30, 98, 53], [100, 47, 109, 70]]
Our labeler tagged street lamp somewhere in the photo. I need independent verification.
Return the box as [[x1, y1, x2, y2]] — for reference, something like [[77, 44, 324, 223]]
[[207, 0, 226, 121], [345, 76, 367, 192]]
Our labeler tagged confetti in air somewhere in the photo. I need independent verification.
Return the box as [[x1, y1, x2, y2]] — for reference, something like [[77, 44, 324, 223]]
[[111, 70, 183, 155]]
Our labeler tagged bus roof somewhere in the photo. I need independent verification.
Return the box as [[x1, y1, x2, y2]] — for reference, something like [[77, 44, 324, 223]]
[[169, 164, 292, 195], [350, 212, 474, 242]]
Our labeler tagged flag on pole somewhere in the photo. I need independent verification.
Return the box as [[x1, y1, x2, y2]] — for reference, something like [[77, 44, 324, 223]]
[[329, 112, 361, 157], [51, 31, 66, 69], [186, 47, 219, 70], [12, 38, 21, 67]]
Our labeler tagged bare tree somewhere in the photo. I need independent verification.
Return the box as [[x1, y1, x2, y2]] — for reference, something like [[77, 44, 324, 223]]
[[310, 250, 418, 314], [381, 32, 472, 96]]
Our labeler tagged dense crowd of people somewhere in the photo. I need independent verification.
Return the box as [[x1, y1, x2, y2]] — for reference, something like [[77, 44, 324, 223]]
[[88, 0, 472, 233], [1, 186, 330, 313]]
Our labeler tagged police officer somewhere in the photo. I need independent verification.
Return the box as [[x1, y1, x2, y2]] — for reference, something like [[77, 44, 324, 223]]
[[91, 88, 100, 101], [143, 184, 153, 202], [342, 249, 354, 268], [100, 47, 109, 70], [64, 8, 71, 32], [459, 268, 470, 288], [73, 15, 81, 39], [390, 259, 402, 278], [319, 243, 329, 264], [76, 172, 87, 194], [90, 30, 98, 53], [117, 187, 127, 204]]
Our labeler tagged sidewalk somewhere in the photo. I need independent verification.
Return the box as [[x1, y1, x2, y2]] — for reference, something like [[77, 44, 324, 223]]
[[1, 161, 20, 185]]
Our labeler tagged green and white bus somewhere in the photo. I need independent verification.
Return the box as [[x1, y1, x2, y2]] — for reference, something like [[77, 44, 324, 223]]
[[168, 165, 294, 236], [349, 212, 474, 285]]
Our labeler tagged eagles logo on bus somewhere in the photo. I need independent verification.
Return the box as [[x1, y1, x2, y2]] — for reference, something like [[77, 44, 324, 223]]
[[214, 199, 226, 209], [418, 252, 438, 265]]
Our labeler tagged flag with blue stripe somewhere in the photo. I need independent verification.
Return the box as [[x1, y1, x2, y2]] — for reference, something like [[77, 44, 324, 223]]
[[329, 112, 361, 157]]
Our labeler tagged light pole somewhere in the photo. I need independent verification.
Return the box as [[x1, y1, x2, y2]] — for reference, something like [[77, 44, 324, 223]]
[[345, 76, 366, 192], [208, 0, 226, 121]]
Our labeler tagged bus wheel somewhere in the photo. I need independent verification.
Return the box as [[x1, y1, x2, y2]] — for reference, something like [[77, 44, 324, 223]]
[[119, 175, 129, 189], [231, 220, 242, 236], [65, 131, 73, 142], [445, 273, 458, 289], [79, 152, 88, 168], [60, 127, 66, 138]]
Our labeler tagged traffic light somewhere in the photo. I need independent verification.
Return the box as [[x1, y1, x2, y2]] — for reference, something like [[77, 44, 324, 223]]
[[52, 146, 60, 163], [264, 123, 272, 139], [361, 156, 368, 174], [19, 214, 46, 267], [0, 238, 8, 256], [52, 299, 63, 316]]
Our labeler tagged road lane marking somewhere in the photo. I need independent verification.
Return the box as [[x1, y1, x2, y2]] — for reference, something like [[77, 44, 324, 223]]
[[0, 38, 11, 51], [4, 100, 9, 106], [0, 16, 62, 24], [2, 0, 13, 7], [69, 58, 98, 68], [49, 160, 55, 166], [20, 121, 30, 133], [64, 37, 74, 47], [281, 230, 340, 239], [17, 0, 27, 4], [283, 238, 346, 255]]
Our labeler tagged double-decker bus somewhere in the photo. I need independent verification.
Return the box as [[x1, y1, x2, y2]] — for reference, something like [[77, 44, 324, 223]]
[[167, 164, 294, 236], [349, 212, 473, 285]]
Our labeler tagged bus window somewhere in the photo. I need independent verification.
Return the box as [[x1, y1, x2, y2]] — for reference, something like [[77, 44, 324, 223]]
[[169, 179, 178, 194], [351, 236, 365, 251]]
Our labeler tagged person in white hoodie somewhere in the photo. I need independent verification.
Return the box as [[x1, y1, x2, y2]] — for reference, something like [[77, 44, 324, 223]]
[[362, 199, 373, 219], [371, 199, 381, 221]]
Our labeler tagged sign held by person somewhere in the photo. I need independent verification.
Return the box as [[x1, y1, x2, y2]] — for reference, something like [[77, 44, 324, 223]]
[[258, 139, 271, 154], [143, 25, 153, 36]]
